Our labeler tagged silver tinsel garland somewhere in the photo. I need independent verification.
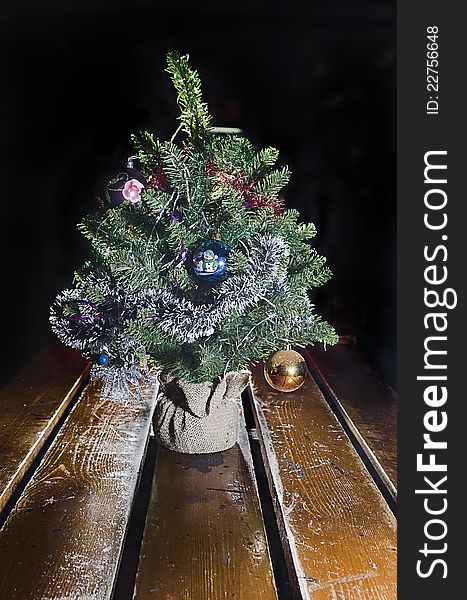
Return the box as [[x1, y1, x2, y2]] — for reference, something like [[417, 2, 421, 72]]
[[139, 235, 289, 343], [90, 363, 156, 403], [90, 344, 156, 403], [50, 235, 304, 400]]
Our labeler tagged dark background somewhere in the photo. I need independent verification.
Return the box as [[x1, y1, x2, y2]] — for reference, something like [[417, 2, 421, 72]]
[[0, 0, 396, 387]]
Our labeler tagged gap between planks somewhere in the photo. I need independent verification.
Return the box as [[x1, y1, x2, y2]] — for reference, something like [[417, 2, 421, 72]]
[[0, 341, 89, 516], [248, 365, 397, 600], [132, 403, 278, 600], [0, 377, 159, 600], [305, 345, 397, 509]]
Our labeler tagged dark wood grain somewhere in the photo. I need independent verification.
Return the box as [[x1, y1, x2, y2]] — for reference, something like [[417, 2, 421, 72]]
[[305, 343, 397, 499], [133, 422, 278, 600], [250, 365, 397, 600], [0, 377, 158, 600], [0, 340, 88, 514]]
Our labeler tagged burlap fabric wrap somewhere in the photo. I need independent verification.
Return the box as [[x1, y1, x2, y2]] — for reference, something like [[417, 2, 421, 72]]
[[153, 370, 251, 454]]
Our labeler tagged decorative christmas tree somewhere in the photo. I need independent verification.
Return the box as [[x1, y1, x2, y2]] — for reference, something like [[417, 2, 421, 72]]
[[50, 51, 338, 453]]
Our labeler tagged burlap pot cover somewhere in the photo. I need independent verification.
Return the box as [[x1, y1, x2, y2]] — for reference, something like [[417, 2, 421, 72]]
[[153, 370, 251, 454]]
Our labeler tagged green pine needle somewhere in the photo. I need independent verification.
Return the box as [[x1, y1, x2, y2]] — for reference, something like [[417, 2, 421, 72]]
[[166, 51, 212, 137]]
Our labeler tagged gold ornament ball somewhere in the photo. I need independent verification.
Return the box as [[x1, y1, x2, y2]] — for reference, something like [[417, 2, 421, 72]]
[[264, 349, 307, 392]]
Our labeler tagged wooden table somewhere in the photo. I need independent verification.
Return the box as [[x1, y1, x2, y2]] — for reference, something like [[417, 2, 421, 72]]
[[0, 340, 396, 599]]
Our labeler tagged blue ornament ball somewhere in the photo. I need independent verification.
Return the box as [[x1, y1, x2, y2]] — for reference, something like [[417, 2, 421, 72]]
[[192, 239, 230, 283], [99, 353, 109, 366]]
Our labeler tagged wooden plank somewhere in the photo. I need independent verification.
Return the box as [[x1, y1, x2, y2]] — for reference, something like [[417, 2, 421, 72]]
[[249, 365, 397, 600], [0, 340, 89, 514], [133, 416, 278, 600], [0, 377, 158, 600], [305, 343, 397, 500]]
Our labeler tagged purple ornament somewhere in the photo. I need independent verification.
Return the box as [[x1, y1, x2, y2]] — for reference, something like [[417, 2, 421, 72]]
[[106, 162, 147, 207]]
